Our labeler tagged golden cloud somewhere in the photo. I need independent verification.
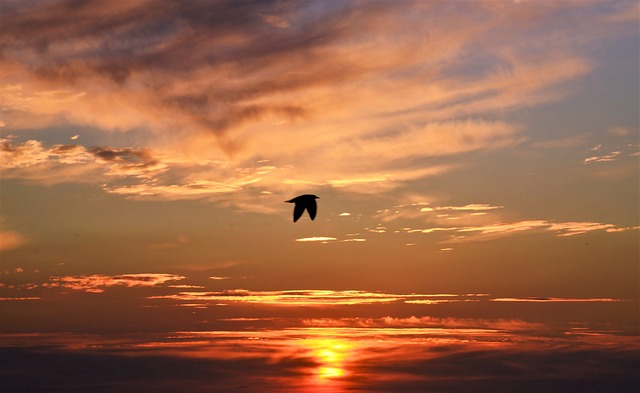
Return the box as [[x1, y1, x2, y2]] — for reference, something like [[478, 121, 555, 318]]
[[4, 1, 630, 205], [149, 290, 488, 307], [46, 273, 185, 293]]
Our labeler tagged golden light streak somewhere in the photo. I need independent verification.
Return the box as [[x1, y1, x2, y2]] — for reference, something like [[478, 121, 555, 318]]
[[295, 237, 337, 243], [148, 290, 489, 307], [491, 297, 623, 303], [47, 273, 185, 293]]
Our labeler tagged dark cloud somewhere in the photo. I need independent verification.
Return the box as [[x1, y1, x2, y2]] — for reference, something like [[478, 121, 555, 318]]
[[358, 346, 640, 393], [0, 0, 392, 138], [87, 147, 162, 176], [49, 144, 83, 154], [0, 345, 303, 393], [0, 0, 344, 81], [1, 332, 638, 393], [88, 146, 152, 163]]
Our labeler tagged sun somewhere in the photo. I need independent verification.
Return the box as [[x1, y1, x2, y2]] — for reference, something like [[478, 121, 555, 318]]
[[318, 367, 344, 379], [303, 335, 354, 382]]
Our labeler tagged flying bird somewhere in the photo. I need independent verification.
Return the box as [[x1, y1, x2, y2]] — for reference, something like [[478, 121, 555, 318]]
[[285, 194, 319, 222]]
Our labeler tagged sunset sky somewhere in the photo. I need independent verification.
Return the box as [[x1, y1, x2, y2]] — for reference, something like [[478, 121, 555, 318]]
[[1, 1, 638, 392]]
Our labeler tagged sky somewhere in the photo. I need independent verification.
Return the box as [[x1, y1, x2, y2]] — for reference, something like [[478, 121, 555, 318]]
[[0, 0, 639, 392]]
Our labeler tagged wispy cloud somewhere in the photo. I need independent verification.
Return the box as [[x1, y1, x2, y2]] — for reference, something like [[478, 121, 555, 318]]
[[377, 199, 636, 242], [419, 204, 504, 213], [583, 142, 638, 164], [302, 316, 546, 331], [149, 290, 487, 307], [491, 297, 624, 303], [46, 273, 185, 293], [413, 219, 635, 242], [0, 216, 28, 251], [3, 1, 631, 203], [0, 227, 27, 251], [295, 237, 338, 243], [294, 236, 366, 243], [583, 151, 622, 164], [0, 296, 41, 301], [209, 276, 252, 281], [378, 202, 505, 223]]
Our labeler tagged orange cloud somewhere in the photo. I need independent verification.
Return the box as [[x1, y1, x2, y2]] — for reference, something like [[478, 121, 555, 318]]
[[0, 229, 27, 251], [4, 1, 628, 205], [301, 316, 546, 332], [583, 142, 638, 166], [295, 237, 337, 243], [0, 297, 41, 301], [491, 297, 624, 303], [1, 137, 166, 185], [389, 205, 636, 242], [47, 273, 185, 293], [0, 217, 28, 251], [149, 290, 488, 307]]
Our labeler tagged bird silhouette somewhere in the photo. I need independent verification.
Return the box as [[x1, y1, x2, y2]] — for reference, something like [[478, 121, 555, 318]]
[[285, 194, 319, 222]]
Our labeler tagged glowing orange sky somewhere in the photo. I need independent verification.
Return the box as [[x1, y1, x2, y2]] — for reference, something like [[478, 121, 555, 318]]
[[0, 1, 638, 391]]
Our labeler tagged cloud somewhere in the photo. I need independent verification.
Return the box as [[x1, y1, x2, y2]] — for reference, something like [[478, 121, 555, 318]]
[[491, 297, 624, 303], [209, 276, 252, 281], [0, 217, 28, 251], [583, 142, 639, 165], [295, 237, 337, 243], [0, 138, 40, 167], [293, 235, 367, 243], [420, 204, 504, 212], [546, 221, 617, 236], [608, 126, 632, 137], [46, 273, 185, 293], [583, 151, 622, 164], [376, 198, 637, 241], [377, 201, 507, 224], [0, 229, 27, 251], [146, 236, 190, 250], [88, 147, 166, 177], [456, 220, 556, 235], [1, 137, 172, 187], [3, 1, 631, 203], [149, 290, 488, 307], [400, 219, 636, 242], [301, 316, 546, 332], [530, 134, 592, 149], [0, 296, 41, 301], [450, 219, 635, 241]]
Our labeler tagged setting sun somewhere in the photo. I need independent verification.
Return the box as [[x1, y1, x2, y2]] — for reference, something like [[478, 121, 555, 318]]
[[304, 335, 355, 383], [318, 367, 344, 380]]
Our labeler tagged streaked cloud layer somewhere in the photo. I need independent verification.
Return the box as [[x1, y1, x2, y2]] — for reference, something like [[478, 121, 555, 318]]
[[46, 273, 185, 293], [2, 0, 636, 200]]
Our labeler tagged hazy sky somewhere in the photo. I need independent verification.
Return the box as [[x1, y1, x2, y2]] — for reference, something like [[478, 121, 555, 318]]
[[1, 0, 638, 332], [1, 2, 639, 392]]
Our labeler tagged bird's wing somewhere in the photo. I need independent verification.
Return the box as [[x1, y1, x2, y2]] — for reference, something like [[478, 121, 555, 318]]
[[293, 202, 306, 222], [307, 199, 317, 221]]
